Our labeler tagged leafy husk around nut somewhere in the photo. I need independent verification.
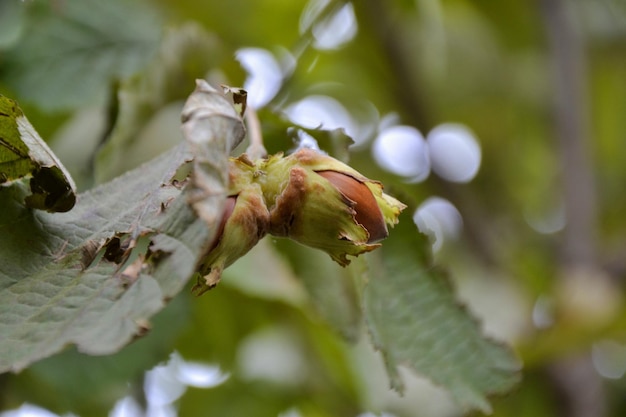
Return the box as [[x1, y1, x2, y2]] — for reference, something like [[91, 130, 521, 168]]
[[192, 157, 270, 295], [193, 148, 406, 292], [267, 148, 406, 266]]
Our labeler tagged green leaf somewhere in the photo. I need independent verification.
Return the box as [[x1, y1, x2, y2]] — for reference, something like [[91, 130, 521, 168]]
[[0, 95, 76, 212], [6, 292, 191, 416], [363, 213, 521, 413], [0, 143, 204, 373], [273, 239, 363, 341], [0, 81, 244, 373], [0, 0, 25, 50], [181, 80, 246, 227], [2, 0, 161, 111]]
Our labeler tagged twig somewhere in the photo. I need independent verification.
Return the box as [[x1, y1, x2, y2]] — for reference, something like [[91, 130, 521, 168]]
[[245, 106, 267, 159], [540, 0, 597, 267], [360, 0, 430, 130], [539, 0, 604, 416]]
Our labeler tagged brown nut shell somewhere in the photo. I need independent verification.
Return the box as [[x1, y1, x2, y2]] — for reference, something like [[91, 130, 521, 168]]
[[208, 196, 237, 252], [316, 170, 388, 243]]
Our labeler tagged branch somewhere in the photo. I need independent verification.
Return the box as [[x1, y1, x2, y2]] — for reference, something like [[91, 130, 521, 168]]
[[360, 0, 431, 130], [539, 0, 597, 267], [539, 1, 604, 417]]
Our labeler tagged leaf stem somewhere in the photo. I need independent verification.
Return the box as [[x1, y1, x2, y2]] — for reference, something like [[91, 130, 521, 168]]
[[245, 106, 267, 159]]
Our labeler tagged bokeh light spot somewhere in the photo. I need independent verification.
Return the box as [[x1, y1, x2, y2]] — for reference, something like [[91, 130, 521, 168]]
[[300, 0, 357, 50], [524, 203, 566, 234], [143, 351, 229, 413], [427, 123, 481, 183], [236, 47, 283, 109], [312, 2, 357, 50], [176, 361, 229, 388], [531, 295, 555, 329], [373, 125, 430, 181], [284, 95, 357, 139], [0, 404, 69, 417], [237, 328, 307, 385], [592, 340, 626, 379], [109, 397, 142, 417], [413, 197, 463, 251]]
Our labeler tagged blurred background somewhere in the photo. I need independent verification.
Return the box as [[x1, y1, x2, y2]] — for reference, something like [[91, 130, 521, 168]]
[[1, 0, 626, 416]]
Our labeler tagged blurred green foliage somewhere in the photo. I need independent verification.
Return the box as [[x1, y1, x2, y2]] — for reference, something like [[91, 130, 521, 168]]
[[1, 0, 626, 416]]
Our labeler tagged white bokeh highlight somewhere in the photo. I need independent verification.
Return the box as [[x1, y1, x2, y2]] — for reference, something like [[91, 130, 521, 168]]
[[300, 0, 358, 50], [312, 2, 357, 50], [413, 197, 463, 252], [531, 295, 555, 329], [284, 95, 357, 138], [524, 203, 566, 235], [427, 123, 481, 183], [235, 47, 284, 108], [372, 125, 430, 182], [0, 404, 76, 417], [142, 351, 229, 416], [237, 327, 307, 385], [292, 129, 324, 153], [109, 397, 143, 417], [592, 340, 626, 379], [175, 361, 229, 389]]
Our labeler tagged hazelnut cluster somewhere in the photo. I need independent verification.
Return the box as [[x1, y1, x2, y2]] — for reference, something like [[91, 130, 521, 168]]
[[194, 148, 406, 294]]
